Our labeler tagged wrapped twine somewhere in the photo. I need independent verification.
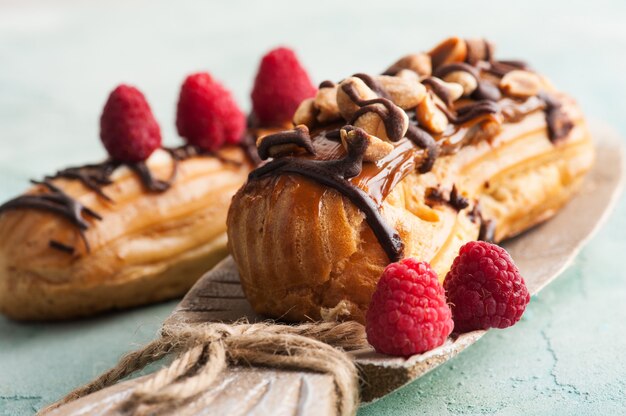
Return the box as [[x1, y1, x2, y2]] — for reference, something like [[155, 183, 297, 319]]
[[38, 320, 368, 416]]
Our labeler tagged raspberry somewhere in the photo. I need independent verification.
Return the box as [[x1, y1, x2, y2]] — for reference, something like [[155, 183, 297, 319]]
[[100, 85, 162, 162], [366, 258, 454, 357], [251, 47, 316, 126], [176, 72, 245, 151], [444, 241, 530, 332]]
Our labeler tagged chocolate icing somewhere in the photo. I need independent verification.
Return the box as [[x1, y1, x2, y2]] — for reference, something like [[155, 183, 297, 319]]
[[257, 125, 316, 160], [342, 82, 406, 142], [319, 80, 336, 89], [249, 127, 404, 261]]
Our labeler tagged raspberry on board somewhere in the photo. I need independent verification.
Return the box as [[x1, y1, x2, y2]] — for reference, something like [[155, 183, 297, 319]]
[[444, 241, 530, 332], [176, 72, 245, 151], [365, 258, 454, 357], [251, 47, 317, 126], [100, 85, 162, 163]]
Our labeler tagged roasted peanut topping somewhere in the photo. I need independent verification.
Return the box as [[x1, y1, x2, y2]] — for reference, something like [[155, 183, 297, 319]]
[[383, 53, 432, 77], [293, 98, 316, 127], [376, 75, 427, 110], [500, 70, 542, 98], [464, 38, 494, 65], [314, 84, 341, 123], [429, 37, 467, 69], [340, 128, 393, 162], [336, 77, 378, 121], [416, 93, 449, 134], [443, 71, 478, 96]]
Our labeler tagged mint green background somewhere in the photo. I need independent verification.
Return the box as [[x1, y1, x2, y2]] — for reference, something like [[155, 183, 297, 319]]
[[1, 1, 625, 415]]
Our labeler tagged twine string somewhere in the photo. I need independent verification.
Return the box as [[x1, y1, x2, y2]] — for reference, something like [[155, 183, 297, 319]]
[[38, 320, 367, 416]]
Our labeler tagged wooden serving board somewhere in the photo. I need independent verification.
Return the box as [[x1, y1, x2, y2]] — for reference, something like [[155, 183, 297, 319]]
[[49, 121, 624, 415]]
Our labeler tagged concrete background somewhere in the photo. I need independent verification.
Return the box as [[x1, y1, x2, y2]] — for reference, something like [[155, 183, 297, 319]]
[[1, 0, 625, 414]]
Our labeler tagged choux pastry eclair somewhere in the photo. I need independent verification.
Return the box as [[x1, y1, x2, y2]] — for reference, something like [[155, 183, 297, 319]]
[[227, 38, 594, 323]]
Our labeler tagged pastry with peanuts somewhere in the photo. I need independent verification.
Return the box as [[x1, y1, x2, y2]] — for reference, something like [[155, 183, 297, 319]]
[[0, 47, 317, 321], [227, 37, 594, 324]]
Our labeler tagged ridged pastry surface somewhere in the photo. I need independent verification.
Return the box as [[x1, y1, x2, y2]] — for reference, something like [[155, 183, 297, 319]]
[[0, 147, 251, 320]]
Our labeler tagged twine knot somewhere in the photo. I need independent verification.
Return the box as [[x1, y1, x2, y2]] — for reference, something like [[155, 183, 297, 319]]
[[39, 320, 367, 416]]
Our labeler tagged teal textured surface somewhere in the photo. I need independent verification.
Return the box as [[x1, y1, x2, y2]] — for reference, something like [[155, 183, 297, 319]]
[[1, 1, 626, 414]]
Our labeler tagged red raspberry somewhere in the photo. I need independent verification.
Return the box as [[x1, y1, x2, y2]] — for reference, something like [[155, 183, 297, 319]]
[[251, 47, 316, 126], [100, 85, 162, 162], [444, 241, 530, 332], [176, 72, 245, 151], [366, 258, 454, 357]]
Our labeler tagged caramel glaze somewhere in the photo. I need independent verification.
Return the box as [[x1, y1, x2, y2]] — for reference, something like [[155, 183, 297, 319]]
[[0, 144, 243, 254], [249, 127, 405, 261], [247, 89, 565, 261]]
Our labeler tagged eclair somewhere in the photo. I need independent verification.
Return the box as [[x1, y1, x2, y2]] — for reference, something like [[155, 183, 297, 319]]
[[0, 50, 318, 321], [227, 37, 594, 323]]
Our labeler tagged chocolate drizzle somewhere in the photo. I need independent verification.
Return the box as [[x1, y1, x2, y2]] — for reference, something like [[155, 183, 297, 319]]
[[342, 82, 406, 142], [49, 240, 75, 254], [434, 63, 502, 102], [437, 100, 500, 125], [468, 203, 496, 242], [240, 132, 263, 166], [48, 162, 118, 202], [249, 127, 404, 261], [257, 126, 316, 160], [484, 60, 529, 77], [405, 124, 438, 173], [129, 162, 172, 192], [422, 77, 456, 107], [47, 155, 177, 202], [0, 144, 236, 254], [0, 180, 102, 252], [425, 185, 469, 211], [352, 73, 391, 99], [539, 92, 574, 142], [244, 39, 577, 264]]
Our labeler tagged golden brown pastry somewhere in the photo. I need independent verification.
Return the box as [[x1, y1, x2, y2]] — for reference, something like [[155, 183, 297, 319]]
[[0, 53, 305, 321], [0, 145, 256, 320], [227, 37, 594, 324]]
